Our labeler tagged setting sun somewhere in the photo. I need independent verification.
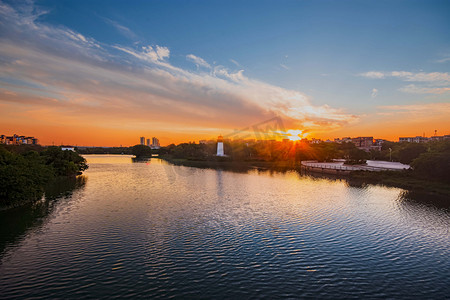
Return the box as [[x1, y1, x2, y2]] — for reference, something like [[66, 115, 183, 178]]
[[1, 1, 449, 299], [286, 129, 308, 141]]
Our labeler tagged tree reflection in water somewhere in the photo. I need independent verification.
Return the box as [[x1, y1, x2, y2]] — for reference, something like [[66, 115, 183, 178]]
[[0, 176, 87, 256]]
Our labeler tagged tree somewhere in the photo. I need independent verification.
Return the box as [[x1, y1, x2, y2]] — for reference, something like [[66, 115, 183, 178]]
[[131, 144, 153, 158], [345, 148, 368, 165], [0, 146, 88, 207], [0, 148, 52, 206], [41, 146, 88, 176], [411, 152, 450, 183], [397, 143, 427, 164]]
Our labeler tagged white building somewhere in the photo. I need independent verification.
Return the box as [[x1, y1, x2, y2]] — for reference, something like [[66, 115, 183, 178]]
[[399, 136, 429, 143], [216, 135, 225, 156], [61, 146, 75, 151]]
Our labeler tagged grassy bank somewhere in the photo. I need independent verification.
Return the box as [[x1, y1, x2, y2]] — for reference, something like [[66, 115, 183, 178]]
[[349, 170, 450, 196], [162, 155, 450, 198], [161, 155, 300, 172]]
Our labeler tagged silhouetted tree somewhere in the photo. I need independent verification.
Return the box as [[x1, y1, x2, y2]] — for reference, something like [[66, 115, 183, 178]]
[[131, 144, 153, 158]]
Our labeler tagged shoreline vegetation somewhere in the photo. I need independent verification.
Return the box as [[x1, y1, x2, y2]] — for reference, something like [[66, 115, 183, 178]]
[[0, 145, 88, 209], [1, 139, 448, 209], [160, 155, 450, 197], [156, 139, 450, 197]]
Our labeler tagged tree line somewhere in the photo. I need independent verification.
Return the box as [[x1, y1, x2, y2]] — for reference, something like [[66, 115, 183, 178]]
[[0, 145, 88, 207], [160, 140, 450, 183]]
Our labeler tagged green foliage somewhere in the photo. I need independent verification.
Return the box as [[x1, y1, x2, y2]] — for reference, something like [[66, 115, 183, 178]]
[[0, 146, 88, 207], [345, 148, 368, 165], [42, 146, 88, 176], [76, 147, 131, 155], [131, 144, 153, 158], [411, 151, 450, 183], [0, 148, 51, 206], [396, 143, 427, 164], [163, 140, 369, 163], [162, 139, 450, 184], [168, 143, 213, 160]]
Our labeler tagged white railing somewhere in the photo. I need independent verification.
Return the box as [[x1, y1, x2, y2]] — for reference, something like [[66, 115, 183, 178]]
[[301, 161, 399, 172]]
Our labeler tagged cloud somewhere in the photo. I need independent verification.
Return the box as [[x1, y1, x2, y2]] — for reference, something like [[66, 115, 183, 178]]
[[186, 54, 211, 69], [399, 84, 450, 94], [371, 88, 378, 98], [436, 56, 450, 63], [360, 70, 450, 95], [229, 59, 241, 67], [280, 64, 290, 70], [113, 45, 172, 69], [360, 71, 385, 79], [379, 102, 450, 114], [360, 71, 450, 83], [391, 71, 450, 83], [102, 17, 138, 40], [0, 1, 357, 141]]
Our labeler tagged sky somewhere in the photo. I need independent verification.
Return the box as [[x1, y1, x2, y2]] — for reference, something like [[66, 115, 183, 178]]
[[0, 0, 449, 146]]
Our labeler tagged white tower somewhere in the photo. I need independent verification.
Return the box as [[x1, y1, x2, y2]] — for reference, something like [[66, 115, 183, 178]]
[[216, 135, 224, 156]]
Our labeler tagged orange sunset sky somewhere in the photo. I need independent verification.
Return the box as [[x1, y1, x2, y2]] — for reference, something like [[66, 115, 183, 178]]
[[1, 1, 449, 146]]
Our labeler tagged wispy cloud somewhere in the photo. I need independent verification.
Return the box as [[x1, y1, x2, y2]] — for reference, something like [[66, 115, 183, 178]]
[[360, 71, 450, 83], [371, 88, 378, 98], [280, 64, 290, 70], [102, 17, 138, 40], [186, 54, 211, 69], [360, 71, 385, 79], [399, 84, 450, 94], [435, 55, 450, 63], [229, 59, 241, 67], [379, 102, 450, 114], [360, 70, 450, 94], [114, 45, 170, 63], [0, 1, 357, 141]]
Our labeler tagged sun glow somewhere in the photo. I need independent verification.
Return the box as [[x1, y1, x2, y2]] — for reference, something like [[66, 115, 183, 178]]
[[286, 129, 308, 141]]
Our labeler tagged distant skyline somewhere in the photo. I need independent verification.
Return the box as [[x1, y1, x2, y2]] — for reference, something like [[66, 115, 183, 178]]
[[0, 0, 449, 146]]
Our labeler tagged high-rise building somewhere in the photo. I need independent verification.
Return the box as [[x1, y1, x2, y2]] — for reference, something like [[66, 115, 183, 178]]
[[146, 139, 150, 147], [151, 137, 160, 149], [140, 136, 145, 145]]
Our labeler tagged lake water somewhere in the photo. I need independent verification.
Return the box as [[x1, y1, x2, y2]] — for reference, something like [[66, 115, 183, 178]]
[[1, 155, 449, 299]]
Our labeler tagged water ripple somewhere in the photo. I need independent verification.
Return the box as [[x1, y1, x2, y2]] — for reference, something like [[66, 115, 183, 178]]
[[0, 155, 449, 299]]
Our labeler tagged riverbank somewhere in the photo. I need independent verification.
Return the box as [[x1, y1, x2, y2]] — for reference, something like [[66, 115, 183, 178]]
[[161, 155, 299, 171], [349, 170, 450, 197], [0, 145, 89, 209], [2, 154, 449, 299], [161, 156, 450, 197]]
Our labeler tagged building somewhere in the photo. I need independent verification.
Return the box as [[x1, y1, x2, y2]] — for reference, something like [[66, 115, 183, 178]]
[[399, 136, 429, 143], [61, 146, 75, 151], [216, 135, 225, 156], [351, 137, 373, 148], [140, 136, 145, 145], [151, 137, 160, 149], [374, 139, 389, 146], [430, 135, 450, 142], [0, 134, 38, 145], [146, 139, 151, 147]]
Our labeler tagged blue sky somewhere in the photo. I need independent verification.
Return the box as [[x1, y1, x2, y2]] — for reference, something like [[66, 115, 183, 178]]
[[0, 0, 449, 145]]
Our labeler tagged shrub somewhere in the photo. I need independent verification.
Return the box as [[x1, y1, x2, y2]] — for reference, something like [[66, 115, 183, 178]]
[[411, 152, 450, 183]]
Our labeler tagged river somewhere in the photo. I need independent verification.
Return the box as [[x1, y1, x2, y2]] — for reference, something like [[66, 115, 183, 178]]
[[0, 155, 449, 299]]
